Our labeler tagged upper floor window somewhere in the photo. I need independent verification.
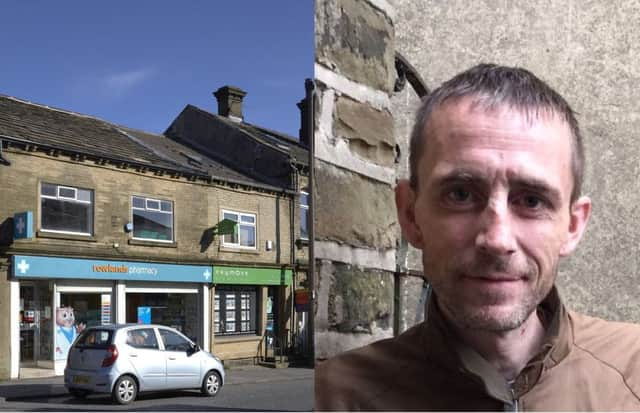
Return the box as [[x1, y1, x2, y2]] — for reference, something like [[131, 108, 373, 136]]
[[40, 183, 93, 235], [300, 190, 309, 240], [221, 210, 256, 249], [132, 196, 174, 242]]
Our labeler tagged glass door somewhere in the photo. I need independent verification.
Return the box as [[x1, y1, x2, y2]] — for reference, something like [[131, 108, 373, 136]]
[[19, 281, 53, 369]]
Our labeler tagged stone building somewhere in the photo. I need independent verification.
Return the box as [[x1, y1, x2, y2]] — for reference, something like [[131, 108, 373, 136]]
[[0, 88, 309, 379], [315, 0, 640, 359]]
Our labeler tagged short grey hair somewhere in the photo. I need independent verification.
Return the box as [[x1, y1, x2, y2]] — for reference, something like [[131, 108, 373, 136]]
[[409, 63, 584, 202]]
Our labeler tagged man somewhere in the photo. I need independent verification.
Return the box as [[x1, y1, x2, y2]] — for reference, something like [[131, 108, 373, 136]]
[[315, 64, 640, 410]]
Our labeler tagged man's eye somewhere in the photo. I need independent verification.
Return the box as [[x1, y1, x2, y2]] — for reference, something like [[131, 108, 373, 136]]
[[516, 195, 545, 209], [446, 187, 473, 203]]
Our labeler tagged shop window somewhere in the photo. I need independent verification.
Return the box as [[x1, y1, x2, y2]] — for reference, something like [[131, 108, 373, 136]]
[[300, 190, 309, 240], [214, 287, 257, 336], [40, 183, 93, 235], [132, 196, 174, 242], [221, 210, 256, 249], [126, 293, 199, 342]]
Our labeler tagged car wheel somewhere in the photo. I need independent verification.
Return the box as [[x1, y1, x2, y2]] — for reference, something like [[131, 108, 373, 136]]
[[112, 375, 137, 405], [69, 389, 89, 399], [201, 370, 221, 397]]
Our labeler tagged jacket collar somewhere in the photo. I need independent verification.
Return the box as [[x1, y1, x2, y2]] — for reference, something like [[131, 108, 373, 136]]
[[422, 285, 572, 402]]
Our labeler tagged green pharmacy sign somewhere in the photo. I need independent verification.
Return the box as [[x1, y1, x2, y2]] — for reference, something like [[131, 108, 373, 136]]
[[213, 266, 292, 285], [215, 218, 237, 235]]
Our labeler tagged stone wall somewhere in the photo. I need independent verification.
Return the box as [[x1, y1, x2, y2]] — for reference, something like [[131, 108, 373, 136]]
[[314, 0, 401, 359], [1, 149, 293, 266], [390, 0, 640, 322]]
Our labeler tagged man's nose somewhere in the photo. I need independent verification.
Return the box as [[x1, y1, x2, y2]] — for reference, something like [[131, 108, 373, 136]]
[[475, 199, 517, 256]]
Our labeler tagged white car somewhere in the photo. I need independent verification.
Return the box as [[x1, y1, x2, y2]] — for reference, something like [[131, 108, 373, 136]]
[[64, 324, 225, 404]]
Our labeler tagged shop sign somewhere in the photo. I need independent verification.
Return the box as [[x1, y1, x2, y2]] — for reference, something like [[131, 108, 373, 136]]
[[12, 255, 213, 283], [13, 211, 33, 240], [295, 289, 311, 312], [214, 266, 292, 285]]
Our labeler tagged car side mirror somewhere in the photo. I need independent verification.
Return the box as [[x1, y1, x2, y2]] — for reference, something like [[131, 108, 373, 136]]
[[188, 342, 199, 355]]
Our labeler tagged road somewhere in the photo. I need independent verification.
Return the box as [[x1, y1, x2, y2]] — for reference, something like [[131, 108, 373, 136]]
[[0, 366, 313, 411]]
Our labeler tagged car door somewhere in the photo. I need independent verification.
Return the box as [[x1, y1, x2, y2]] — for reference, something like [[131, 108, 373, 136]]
[[158, 328, 201, 389], [124, 327, 166, 390]]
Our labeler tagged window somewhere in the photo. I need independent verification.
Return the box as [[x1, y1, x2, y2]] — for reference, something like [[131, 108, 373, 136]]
[[221, 210, 256, 249], [75, 329, 112, 349], [159, 329, 191, 352], [126, 328, 158, 350], [40, 183, 93, 235], [214, 287, 257, 336], [300, 190, 309, 240], [132, 196, 174, 242]]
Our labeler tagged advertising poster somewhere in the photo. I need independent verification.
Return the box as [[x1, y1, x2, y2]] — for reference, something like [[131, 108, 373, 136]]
[[137, 307, 151, 324], [54, 307, 84, 361]]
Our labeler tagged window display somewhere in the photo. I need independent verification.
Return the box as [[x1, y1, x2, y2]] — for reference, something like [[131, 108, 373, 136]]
[[126, 293, 199, 342], [214, 287, 257, 336]]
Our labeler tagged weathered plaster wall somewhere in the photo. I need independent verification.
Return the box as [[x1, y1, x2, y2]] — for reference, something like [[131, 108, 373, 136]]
[[391, 0, 640, 322]]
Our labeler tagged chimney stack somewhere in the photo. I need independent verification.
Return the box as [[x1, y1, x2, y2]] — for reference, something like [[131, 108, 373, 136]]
[[214, 86, 246, 122], [297, 79, 314, 147], [297, 98, 309, 146]]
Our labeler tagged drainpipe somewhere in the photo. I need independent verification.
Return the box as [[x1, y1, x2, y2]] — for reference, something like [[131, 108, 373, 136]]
[[275, 194, 281, 264], [305, 78, 315, 361], [289, 184, 296, 354]]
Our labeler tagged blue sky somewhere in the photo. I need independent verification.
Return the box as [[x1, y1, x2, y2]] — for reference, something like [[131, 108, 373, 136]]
[[0, 1, 313, 137]]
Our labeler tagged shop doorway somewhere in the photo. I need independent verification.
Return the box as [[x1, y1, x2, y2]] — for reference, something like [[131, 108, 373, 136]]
[[19, 281, 53, 371]]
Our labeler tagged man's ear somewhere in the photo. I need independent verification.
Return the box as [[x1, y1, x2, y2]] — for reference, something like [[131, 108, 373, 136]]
[[395, 179, 424, 249], [559, 195, 592, 256]]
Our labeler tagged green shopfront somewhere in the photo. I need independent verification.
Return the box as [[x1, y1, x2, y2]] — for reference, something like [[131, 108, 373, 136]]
[[212, 266, 293, 361], [11, 255, 212, 378]]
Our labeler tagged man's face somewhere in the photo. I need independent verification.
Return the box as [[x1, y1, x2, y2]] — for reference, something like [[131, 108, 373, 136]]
[[396, 97, 591, 332]]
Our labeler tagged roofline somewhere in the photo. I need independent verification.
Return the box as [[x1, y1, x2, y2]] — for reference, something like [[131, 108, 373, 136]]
[[1, 134, 297, 196], [176, 104, 300, 156]]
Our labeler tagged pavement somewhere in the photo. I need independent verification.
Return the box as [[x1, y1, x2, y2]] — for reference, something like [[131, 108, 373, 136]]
[[0, 365, 314, 403]]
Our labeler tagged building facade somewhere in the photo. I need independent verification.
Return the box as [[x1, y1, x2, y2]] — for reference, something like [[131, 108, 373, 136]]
[[0, 91, 308, 379]]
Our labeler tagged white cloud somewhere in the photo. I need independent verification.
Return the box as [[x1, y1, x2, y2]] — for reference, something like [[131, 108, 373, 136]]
[[102, 67, 155, 97]]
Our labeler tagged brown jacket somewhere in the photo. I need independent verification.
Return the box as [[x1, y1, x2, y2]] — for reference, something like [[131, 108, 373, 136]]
[[315, 288, 640, 411]]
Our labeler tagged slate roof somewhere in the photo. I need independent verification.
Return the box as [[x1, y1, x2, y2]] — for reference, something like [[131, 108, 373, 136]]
[[119, 126, 269, 187], [170, 104, 309, 167], [0, 95, 269, 188], [235, 120, 309, 167]]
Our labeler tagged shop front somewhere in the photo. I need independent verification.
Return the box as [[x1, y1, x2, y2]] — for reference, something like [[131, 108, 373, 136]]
[[10, 255, 212, 378], [211, 266, 292, 362]]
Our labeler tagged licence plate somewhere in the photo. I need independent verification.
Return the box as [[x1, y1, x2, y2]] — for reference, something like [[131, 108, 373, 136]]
[[73, 375, 90, 384]]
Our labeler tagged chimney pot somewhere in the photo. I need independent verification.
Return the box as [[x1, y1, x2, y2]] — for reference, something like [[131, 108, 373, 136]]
[[214, 86, 247, 122]]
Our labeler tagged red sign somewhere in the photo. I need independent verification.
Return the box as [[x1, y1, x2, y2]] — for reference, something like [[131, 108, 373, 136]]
[[295, 289, 310, 312]]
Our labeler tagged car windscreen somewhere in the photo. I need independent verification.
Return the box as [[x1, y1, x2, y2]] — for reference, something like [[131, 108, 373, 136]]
[[74, 329, 113, 349]]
